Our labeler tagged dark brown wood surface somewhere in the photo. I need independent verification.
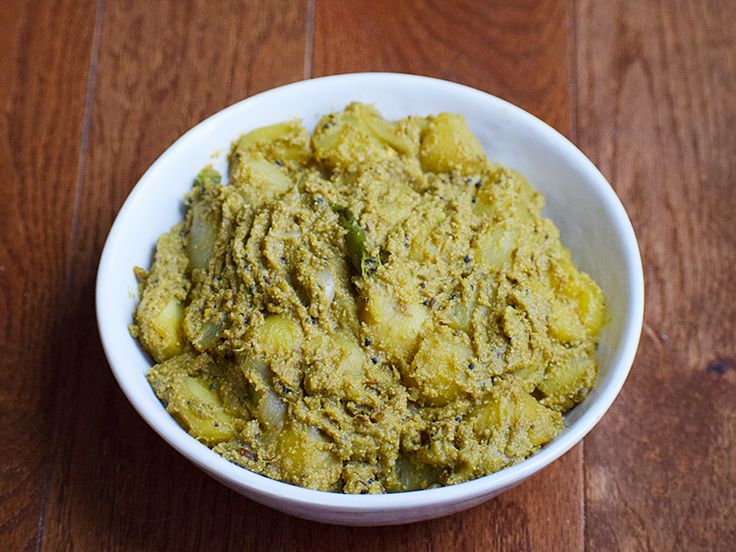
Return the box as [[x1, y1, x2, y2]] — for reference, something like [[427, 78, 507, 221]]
[[577, 1, 736, 550], [0, 0, 733, 550]]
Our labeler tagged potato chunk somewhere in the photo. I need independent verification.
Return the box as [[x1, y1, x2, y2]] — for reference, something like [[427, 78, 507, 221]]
[[229, 121, 310, 205], [275, 422, 341, 491], [419, 113, 486, 174], [232, 120, 311, 165], [536, 353, 597, 411], [312, 103, 407, 170], [390, 454, 439, 491], [574, 272, 606, 334], [473, 382, 562, 451], [405, 328, 476, 406], [240, 315, 305, 392], [150, 299, 185, 359], [548, 302, 587, 344], [237, 158, 294, 200], [551, 255, 606, 337], [254, 314, 303, 357], [147, 353, 240, 446], [361, 280, 429, 362], [332, 332, 365, 395], [132, 230, 189, 363], [517, 392, 561, 446], [474, 222, 516, 271]]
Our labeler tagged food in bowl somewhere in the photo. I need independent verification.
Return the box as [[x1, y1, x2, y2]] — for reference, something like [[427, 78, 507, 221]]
[[130, 102, 605, 493]]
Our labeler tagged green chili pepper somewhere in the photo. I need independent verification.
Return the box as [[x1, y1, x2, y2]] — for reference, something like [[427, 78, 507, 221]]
[[331, 204, 380, 277]]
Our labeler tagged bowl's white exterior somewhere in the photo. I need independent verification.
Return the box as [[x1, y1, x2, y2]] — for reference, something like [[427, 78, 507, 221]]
[[96, 73, 644, 526]]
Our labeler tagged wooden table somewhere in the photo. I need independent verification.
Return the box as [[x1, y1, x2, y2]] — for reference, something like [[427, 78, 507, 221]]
[[2, 1, 734, 549]]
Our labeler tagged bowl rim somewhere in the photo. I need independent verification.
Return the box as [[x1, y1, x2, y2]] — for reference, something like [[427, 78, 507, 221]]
[[96, 72, 644, 513]]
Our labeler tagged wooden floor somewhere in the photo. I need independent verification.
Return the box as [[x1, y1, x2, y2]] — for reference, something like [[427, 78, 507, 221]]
[[2, 0, 734, 549]]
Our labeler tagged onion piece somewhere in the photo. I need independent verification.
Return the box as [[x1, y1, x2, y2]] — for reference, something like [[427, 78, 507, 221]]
[[271, 229, 302, 239], [317, 268, 335, 303]]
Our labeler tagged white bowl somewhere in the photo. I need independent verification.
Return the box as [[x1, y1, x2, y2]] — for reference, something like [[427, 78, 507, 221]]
[[96, 73, 644, 526]]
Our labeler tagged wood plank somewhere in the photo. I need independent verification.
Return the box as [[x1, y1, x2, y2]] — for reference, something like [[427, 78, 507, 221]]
[[37, 1, 587, 549], [576, 1, 736, 550], [303, 1, 583, 550], [39, 1, 308, 550], [313, 0, 575, 135], [0, 0, 97, 549]]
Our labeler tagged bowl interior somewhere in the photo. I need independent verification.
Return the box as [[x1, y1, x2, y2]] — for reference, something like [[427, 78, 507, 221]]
[[96, 73, 643, 518]]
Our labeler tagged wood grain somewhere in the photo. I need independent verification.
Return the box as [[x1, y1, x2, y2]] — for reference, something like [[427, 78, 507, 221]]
[[2, 0, 735, 549], [312, 1, 582, 550], [313, 0, 574, 135], [0, 0, 97, 549], [576, 1, 736, 550], [38, 1, 308, 550]]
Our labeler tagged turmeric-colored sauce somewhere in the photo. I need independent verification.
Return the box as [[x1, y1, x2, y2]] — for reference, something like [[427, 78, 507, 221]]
[[131, 103, 605, 493]]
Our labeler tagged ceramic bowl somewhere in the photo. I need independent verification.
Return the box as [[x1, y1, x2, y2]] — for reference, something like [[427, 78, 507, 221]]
[[96, 73, 644, 526]]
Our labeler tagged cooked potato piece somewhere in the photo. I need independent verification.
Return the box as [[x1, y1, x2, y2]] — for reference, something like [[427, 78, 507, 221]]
[[254, 315, 303, 357], [302, 332, 363, 398], [133, 231, 189, 362], [474, 166, 542, 222], [275, 422, 341, 491], [574, 272, 606, 334], [419, 113, 486, 174], [147, 353, 240, 445], [474, 383, 561, 450], [150, 299, 185, 358], [536, 353, 597, 411], [242, 158, 294, 199], [405, 328, 476, 406], [332, 332, 365, 391], [179, 375, 238, 444], [362, 280, 429, 362], [517, 392, 561, 446], [357, 105, 412, 154], [551, 255, 605, 336], [312, 103, 406, 170], [232, 120, 311, 165], [474, 222, 516, 271], [473, 395, 510, 439], [240, 315, 305, 391], [407, 205, 446, 263], [390, 454, 439, 491], [228, 155, 296, 206], [548, 301, 587, 344], [229, 121, 310, 205]]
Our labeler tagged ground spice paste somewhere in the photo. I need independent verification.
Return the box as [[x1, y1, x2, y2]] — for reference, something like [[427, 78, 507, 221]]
[[130, 103, 605, 493]]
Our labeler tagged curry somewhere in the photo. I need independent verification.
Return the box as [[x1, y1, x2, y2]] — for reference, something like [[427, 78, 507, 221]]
[[130, 103, 605, 493]]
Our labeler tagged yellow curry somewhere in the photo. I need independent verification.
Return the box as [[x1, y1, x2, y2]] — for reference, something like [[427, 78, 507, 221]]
[[131, 103, 605, 493]]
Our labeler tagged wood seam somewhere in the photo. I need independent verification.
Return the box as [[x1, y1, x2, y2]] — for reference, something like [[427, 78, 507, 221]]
[[33, 1, 106, 550]]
